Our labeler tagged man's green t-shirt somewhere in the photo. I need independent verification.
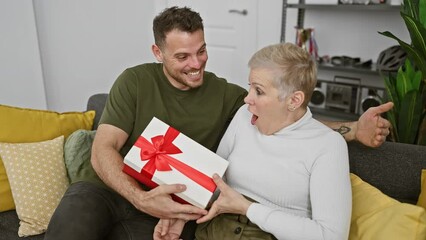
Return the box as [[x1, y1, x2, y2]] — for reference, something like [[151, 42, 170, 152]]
[[100, 62, 247, 157], [84, 63, 246, 187]]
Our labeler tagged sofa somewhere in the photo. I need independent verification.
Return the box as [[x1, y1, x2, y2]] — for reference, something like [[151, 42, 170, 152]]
[[0, 93, 425, 239]]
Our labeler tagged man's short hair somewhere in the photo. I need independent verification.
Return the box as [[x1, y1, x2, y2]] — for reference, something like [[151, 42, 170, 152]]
[[153, 6, 204, 50]]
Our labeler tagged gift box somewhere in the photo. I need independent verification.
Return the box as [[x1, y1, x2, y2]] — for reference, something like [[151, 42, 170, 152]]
[[123, 117, 229, 209]]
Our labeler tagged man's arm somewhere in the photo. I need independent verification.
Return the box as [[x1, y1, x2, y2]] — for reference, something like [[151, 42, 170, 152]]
[[91, 124, 207, 220], [319, 102, 393, 148]]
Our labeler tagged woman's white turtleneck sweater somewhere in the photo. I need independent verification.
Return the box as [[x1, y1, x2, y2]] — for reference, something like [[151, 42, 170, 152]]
[[216, 104, 352, 240]]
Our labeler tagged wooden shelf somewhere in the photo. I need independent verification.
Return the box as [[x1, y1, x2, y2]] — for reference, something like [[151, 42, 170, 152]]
[[286, 3, 401, 11], [318, 63, 380, 75]]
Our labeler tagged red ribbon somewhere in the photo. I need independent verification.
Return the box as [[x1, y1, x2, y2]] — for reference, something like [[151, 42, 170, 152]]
[[133, 126, 216, 193]]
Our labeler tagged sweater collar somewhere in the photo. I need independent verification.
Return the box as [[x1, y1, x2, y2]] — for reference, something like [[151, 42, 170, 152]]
[[272, 107, 313, 135]]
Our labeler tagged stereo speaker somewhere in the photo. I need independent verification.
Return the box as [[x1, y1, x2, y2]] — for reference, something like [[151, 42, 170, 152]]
[[309, 81, 327, 109], [358, 87, 385, 114]]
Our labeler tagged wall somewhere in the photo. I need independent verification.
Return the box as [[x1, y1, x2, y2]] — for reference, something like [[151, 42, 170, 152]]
[[34, 0, 156, 112], [0, 0, 408, 112], [33, 0, 282, 112], [0, 1, 46, 109]]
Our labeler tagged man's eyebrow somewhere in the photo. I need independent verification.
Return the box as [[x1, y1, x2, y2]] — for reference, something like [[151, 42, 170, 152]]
[[198, 43, 207, 50], [174, 43, 207, 57]]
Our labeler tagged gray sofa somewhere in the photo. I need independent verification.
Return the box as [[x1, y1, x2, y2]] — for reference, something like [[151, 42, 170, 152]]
[[1, 93, 425, 239]]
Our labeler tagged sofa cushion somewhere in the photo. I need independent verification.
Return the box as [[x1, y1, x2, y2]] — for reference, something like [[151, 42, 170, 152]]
[[64, 129, 104, 186], [0, 104, 95, 212], [349, 173, 426, 240], [0, 136, 69, 237], [0, 210, 44, 240], [348, 141, 425, 204]]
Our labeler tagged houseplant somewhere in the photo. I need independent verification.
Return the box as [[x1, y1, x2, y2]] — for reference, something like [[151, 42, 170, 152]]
[[378, 0, 426, 145]]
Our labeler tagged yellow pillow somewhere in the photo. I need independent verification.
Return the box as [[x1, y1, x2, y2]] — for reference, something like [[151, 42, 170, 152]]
[[349, 173, 426, 240], [0, 104, 95, 212], [0, 136, 69, 237], [418, 169, 426, 209]]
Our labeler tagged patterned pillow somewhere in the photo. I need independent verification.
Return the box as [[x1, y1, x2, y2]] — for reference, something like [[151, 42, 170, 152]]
[[0, 136, 69, 237]]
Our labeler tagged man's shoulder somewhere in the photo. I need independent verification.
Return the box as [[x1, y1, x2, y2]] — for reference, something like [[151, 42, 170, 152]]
[[126, 62, 161, 73], [204, 71, 247, 94]]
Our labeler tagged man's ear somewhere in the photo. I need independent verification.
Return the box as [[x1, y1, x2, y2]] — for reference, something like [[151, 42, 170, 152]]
[[290, 91, 305, 108], [152, 44, 163, 62]]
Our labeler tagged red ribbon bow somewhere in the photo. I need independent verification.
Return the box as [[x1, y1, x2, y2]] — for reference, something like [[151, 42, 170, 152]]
[[134, 126, 216, 193]]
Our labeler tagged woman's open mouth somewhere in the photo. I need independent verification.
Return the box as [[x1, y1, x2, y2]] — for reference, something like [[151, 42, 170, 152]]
[[251, 114, 258, 125]]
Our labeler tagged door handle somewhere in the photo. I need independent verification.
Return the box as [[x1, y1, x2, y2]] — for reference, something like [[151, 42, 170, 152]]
[[228, 9, 248, 15]]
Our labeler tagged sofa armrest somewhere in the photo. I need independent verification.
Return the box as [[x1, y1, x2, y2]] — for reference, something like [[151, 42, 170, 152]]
[[86, 93, 108, 130]]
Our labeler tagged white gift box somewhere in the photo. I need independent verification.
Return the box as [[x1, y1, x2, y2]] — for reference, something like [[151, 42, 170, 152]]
[[123, 117, 229, 209]]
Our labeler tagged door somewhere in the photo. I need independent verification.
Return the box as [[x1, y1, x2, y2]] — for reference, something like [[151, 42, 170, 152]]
[[157, 0, 258, 89]]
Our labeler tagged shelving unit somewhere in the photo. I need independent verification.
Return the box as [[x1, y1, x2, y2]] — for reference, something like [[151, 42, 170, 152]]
[[287, 3, 400, 10], [281, 1, 401, 41], [280, 1, 402, 120]]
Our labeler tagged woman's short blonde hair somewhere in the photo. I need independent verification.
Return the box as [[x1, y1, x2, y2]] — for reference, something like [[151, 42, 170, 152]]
[[248, 42, 317, 108]]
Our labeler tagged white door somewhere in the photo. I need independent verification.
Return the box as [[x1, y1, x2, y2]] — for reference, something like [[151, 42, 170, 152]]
[[157, 0, 258, 89]]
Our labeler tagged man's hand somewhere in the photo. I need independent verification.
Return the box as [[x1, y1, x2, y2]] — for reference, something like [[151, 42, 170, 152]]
[[132, 184, 207, 220], [356, 102, 393, 148], [153, 219, 186, 240], [197, 174, 252, 224]]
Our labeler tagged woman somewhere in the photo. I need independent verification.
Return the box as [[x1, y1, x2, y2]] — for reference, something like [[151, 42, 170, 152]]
[[154, 42, 352, 240]]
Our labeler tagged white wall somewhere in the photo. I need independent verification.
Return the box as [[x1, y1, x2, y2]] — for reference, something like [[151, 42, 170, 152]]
[[0, 1, 46, 109], [34, 0, 282, 112], [33, 0, 157, 112], [0, 0, 409, 112]]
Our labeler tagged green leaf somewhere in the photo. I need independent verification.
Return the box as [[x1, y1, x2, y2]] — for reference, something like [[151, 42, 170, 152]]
[[386, 108, 399, 142], [383, 74, 400, 142], [383, 74, 400, 109], [412, 71, 422, 91], [397, 90, 423, 144], [401, 13, 426, 61], [396, 66, 412, 100], [404, 58, 414, 77], [401, 59, 422, 91], [402, 0, 417, 19], [419, 0, 426, 27]]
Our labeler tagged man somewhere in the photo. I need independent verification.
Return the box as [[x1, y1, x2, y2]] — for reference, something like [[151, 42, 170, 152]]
[[45, 6, 392, 240]]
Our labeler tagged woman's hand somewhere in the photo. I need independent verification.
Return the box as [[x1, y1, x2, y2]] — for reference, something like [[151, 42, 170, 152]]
[[153, 218, 187, 240], [197, 174, 253, 224]]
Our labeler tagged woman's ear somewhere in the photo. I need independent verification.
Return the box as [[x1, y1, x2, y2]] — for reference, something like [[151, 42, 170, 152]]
[[151, 44, 163, 62], [290, 91, 305, 108]]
